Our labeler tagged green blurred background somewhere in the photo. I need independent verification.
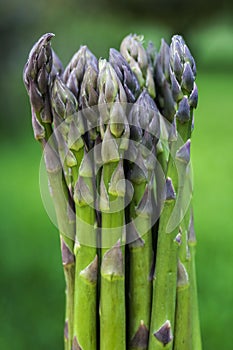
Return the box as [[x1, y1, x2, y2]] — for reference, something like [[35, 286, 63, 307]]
[[0, 0, 233, 349]]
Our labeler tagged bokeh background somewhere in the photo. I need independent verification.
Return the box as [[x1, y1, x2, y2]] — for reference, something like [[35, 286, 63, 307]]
[[0, 0, 233, 349]]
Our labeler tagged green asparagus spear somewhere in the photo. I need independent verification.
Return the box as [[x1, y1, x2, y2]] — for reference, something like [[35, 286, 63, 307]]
[[127, 90, 160, 347], [149, 35, 199, 349], [98, 59, 129, 350], [51, 73, 98, 349], [23, 33, 76, 350]]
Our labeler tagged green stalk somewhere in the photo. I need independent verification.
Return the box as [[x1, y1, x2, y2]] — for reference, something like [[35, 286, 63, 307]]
[[127, 89, 160, 348], [100, 241, 125, 350], [172, 204, 191, 349], [148, 127, 190, 350], [73, 150, 98, 349], [128, 182, 152, 347], [62, 239, 76, 350], [149, 34, 200, 349], [188, 213, 202, 350], [43, 141, 75, 350], [99, 157, 126, 349], [173, 260, 191, 350], [98, 59, 129, 350], [148, 177, 178, 350], [100, 160, 125, 251]]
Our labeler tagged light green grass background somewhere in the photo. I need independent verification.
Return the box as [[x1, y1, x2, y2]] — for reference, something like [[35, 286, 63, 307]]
[[0, 3, 233, 349]]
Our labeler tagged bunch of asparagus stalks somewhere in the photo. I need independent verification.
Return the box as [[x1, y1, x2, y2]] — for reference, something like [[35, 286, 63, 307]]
[[23, 32, 201, 350]]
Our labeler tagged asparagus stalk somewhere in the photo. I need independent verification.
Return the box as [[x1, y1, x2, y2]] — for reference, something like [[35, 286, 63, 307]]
[[100, 241, 125, 350], [98, 59, 129, 349], [23, 34, 76, 350], [149, 35, 199, 349], [73, 150, 98, 349], [187, 212, 202, 350], [120, 34, 156, 98], [127, 90, 160, 347], [51, 73, 98, 348], [168, 36, 201, 350]]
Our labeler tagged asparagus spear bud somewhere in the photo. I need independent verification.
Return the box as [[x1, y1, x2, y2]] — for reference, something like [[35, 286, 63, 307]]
[[109, 48, 140, 102], [169, 35, 198, 141], [129, 89, 160, 145], [120, 34, 156, 98], [63, 45, 98, 104], [51, 49, 64, 80], [80, 64, 99, 146], [147, 41, 157, 68], [23, 33, 54, 126], [154, 39, 176, 122], [51, 76, 85, 190]]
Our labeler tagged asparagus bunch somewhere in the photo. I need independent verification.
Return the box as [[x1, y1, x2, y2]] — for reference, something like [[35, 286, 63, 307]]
[[24, 32, 201, 350]]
